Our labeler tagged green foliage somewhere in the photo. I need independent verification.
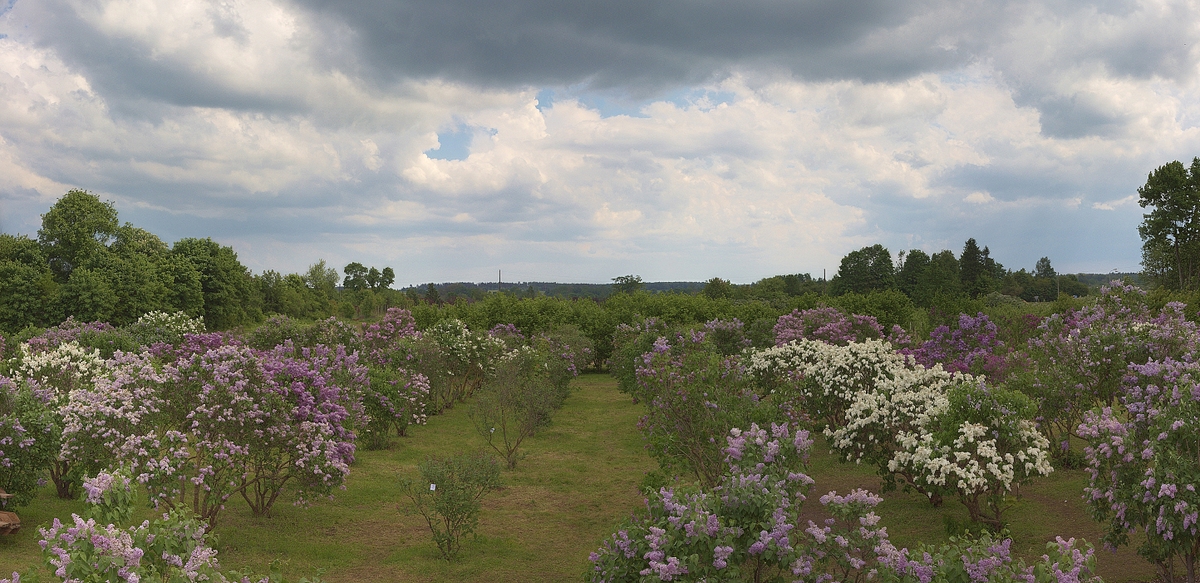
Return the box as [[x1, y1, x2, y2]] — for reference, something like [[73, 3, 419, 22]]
[[1138, 157, 1200, 290], [0, 379, 59, 508], [37, 189, 119, 281], [633, 331, 773, 487], [172, 237, 262, 329], [829, 244, 895, 296], [470, 349, 558, 468], [830, 289, 916, 331], [400, 452, 502, 560], [0, 260, 59, 334], [610, 275, 644, 295]]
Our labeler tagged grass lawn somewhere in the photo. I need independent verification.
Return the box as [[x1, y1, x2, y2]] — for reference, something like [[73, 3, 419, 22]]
[[0, 373, 1160, 581]]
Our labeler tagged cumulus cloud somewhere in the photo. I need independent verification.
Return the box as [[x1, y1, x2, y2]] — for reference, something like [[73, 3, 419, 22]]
[[1, 0, 1198, 283]]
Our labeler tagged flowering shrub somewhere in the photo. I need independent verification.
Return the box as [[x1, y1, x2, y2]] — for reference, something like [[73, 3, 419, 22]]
[[903, 312, 1008, 380], [488, 323, 526, 350], [609, 317, 671, 398], [63, 343, 361, 524], [246, 315, 308, 350], [253, 343, 366, 515], [1015, 281, 1200, 452], [400, 451, 502, 560], [14, 340, 107, 498], [302, 316, 361, 353], [773, 307, 883, 346], [533, 325, 594, 403], [470, 347, 557, 469], [361, 308, 418, 365], [589, 425, 1094, 583], [747, 339, 910, 430], [704, 318, 750, 356], [18, 317, 120, 355], [123, 310, 205, 347], [588, 422, 818, 582], [0, 376, 57, 508], [362, 365, 430, 449], [823, 356, 961, 506], [635, 330, 770, 487], [1080, 357, 1200, 581], [875, 534, 1101, 583], [889, 380, 1052, 528], [422, 319, 504, 412]]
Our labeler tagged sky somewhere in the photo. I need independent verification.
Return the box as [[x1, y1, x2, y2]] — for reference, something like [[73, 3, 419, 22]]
[[1, 0, 1198, 286]]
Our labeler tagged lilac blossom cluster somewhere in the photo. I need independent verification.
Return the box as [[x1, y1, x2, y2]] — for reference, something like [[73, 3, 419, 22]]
[[361, 308, 419, 365], [20, 318, 116, 354], [1021, 282, 1200, 452], [774, 308, 884, 347], [59, 341, 364, 525], [1079, 357, 1200, 581], [588, 423, 1098, 583], [902, 312, 1008, 381]]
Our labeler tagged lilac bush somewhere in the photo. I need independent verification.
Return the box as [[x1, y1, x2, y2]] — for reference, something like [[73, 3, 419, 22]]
[[774, 308, 883, 347], [634, 330, 770, 487], [62, 343, 362, 524], [14, 340, 106, 498], [1080, 357, 1200, 582], [361, 308, 419, 365], [588, 422, 819, 582], [589, 424, 1097, 583], [0, 376, 58, 508], [1017, 282, 1200, 453], [704, 318, 751, 356], [902, 312, 1008, 381]]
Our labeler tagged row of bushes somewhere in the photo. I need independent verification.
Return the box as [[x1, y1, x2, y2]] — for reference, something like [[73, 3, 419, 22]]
[[598, 281, 1200, 582]]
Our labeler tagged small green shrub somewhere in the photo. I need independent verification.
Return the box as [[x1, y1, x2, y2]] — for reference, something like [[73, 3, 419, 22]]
[[400, 452, 502, 560]]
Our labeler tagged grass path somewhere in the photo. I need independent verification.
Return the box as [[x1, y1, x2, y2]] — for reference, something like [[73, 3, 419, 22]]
[[0, 373, 1160, 581]]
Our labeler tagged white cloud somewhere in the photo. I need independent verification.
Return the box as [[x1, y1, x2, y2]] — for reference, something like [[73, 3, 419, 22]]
[[1, 0, 1199, 280]]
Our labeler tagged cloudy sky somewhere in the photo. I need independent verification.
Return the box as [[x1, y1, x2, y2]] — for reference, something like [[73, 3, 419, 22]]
[[1, 0, 1198, 285]]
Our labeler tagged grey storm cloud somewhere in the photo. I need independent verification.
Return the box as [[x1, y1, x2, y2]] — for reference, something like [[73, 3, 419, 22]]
[[290, 0, 974, 88]]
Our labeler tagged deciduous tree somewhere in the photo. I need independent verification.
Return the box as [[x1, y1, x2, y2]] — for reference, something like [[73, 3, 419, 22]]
[[1138, 158, 1200, 289]]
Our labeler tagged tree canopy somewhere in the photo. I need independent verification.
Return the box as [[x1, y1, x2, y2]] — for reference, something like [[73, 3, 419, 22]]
[[1138, 158, 1200, 290]]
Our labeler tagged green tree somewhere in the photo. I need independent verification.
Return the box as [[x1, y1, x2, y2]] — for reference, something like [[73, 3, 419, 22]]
[[59, 267, 117, 323], [702, 277, 735, 299], [38, 190, 119, 281], [304, 260, 339, 298], [829, 244, 895, 296], [0, 261, 58, 333], [343, 262, 369, 291], [959, 238, 995, 298], [896, 249, 931, 300], [425, 283, 441, 305], [1035, 256, 1056, 279], [171, 238, 260, 329], [611, 275, 644, 295], [1138, 158, 1200, 289]]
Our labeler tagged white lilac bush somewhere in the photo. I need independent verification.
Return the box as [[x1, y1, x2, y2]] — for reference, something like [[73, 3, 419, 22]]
[[747, 339, 909, 429], [748, 339, 1052, 524], [888, 380, 1053, 527], [124, 310, 206, 347], [13, 340, 107, 498]]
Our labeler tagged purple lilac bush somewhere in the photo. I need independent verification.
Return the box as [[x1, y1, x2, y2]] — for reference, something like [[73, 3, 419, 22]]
[[1080, 357, 1200, 582], [774, 308, 883, 347], [902, 312, 1008, 380], [588, 422, 1099, 583]]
